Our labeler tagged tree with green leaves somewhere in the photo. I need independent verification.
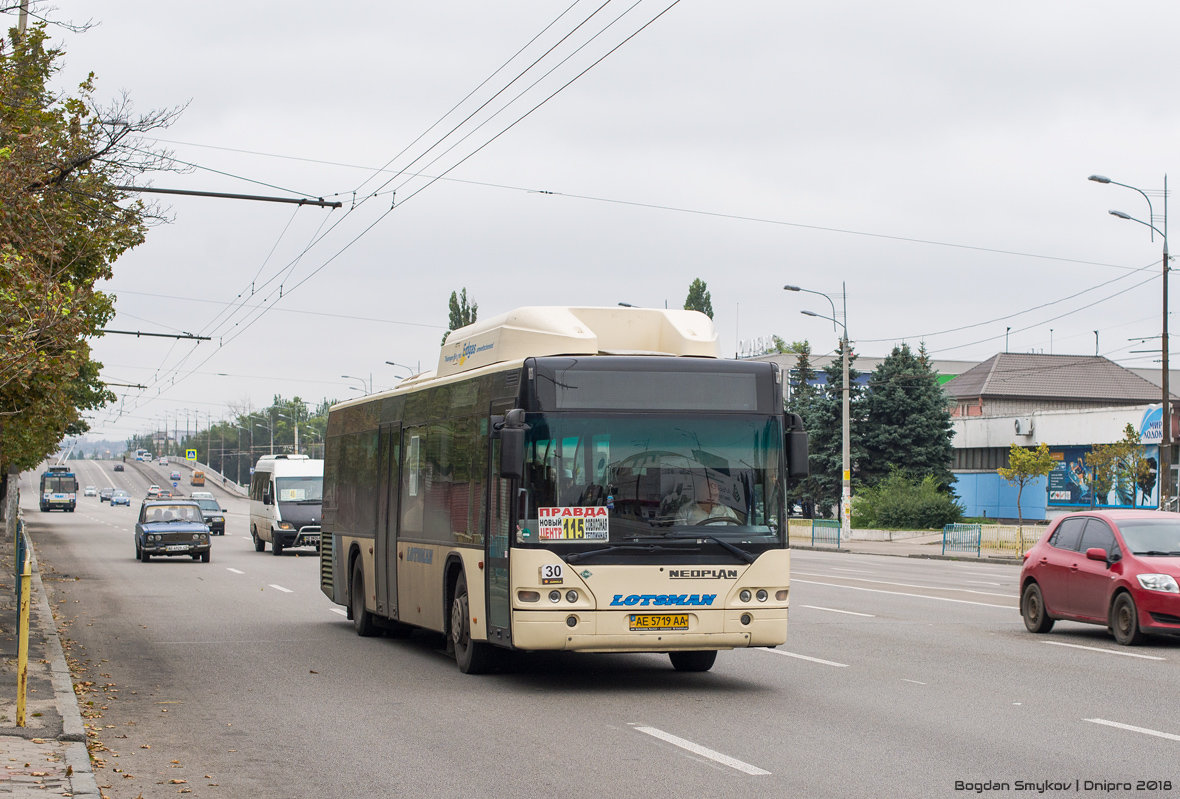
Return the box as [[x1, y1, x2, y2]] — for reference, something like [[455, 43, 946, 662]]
[[0, 22, 180, 487], [997, 442, 1054, 543], [860, 343, 956, 491], [683, 278, 713, 319], [790, 340, 867, 518], [442, 288, 478, 344], [767, 336, 807, 355]]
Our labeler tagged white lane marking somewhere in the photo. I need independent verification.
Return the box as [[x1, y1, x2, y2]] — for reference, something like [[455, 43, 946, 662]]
[[1085, 718, 1180, 742], [902, 679, 927, 685], [1042, 641, 1165, 661], [800, 604, 875, 617], [791, 570, 1012, 598], [269, 584, 294, 593], [226, 568, 245, 575], [329, 608, 348, 617], [760, 649, 849, 668], [792, 579, 1015, 609], [630, 725, 771, 775], [965, 580, 1003, 586], [242, 536, 252, 541], [830, 567, 873, 573]]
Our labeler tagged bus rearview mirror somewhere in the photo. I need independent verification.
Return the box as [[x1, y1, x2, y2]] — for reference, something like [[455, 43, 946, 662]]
[[500, 428, 525, 480], [787, 430, 809, 479]]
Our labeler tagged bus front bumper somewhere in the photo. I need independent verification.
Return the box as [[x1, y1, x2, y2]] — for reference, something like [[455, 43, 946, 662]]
[[510, 609, 787, 652]]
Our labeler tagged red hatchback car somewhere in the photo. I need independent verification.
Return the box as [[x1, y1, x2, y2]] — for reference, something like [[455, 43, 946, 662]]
[[1020, 510, 1180, 645]]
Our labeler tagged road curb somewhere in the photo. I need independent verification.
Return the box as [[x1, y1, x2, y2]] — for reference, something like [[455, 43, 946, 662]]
[[27, 547, 86, 743], [64, 740, 100, 798]]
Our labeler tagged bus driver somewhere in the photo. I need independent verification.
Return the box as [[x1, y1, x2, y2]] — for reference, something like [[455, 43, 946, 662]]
[[674, 480, 740, 525]]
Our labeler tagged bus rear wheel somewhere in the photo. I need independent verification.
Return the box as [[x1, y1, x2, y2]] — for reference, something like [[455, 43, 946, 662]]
[[252, 527, 265, 552], [669, 651, 717, 672], [452, 571, 494, 674], [351, 559, 377, 637]]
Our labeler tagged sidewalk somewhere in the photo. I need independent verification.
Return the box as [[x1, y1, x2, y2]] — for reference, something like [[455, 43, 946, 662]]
[[1, 485, 99, 797], [793, 531, 1026, 565]]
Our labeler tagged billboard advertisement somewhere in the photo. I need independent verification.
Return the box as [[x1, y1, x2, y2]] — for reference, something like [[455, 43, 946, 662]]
[[1047, 444, 1159, 509]]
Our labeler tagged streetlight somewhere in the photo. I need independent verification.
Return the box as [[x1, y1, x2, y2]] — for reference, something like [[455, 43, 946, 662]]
[[256, 419, 274, 456], [786, 284, 851, 541], [1091, 173, 1171, 506], [342, 374, 372, 395], [233, 425, 247, 485], [385, 360, 420, 377]]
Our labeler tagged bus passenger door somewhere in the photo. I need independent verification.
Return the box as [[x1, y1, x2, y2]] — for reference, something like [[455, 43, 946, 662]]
[[485, 405, 514, 645], [375, 423, 401, 618]]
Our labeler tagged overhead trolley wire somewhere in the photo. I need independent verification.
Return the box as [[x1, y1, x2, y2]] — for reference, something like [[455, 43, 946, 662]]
[[349, 0, 592, 200], [858, 257, 1161, 344], [360, 0, 622, 202], [108, 0, 688, 420], [927, 274, 1159, 355]]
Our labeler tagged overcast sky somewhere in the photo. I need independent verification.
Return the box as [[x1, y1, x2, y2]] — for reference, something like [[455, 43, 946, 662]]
[[24, 1, 1180, 442]]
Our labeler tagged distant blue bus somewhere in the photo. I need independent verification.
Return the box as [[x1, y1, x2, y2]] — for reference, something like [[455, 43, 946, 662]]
[[39, 465, 77, 512]]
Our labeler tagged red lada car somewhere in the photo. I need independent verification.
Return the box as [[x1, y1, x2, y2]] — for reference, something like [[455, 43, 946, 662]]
[[1020, 510, 1180, 645]]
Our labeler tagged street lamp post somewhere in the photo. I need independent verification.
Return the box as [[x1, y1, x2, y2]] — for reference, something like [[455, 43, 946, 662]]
[[785, 284, 851, 540], [233, 425, 246, 486], [1090, 174, 1171, 506], [257, 419, 274, 456], [342, 374, 372, 395]]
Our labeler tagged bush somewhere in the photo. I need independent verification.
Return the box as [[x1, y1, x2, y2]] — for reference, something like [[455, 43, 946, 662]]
[[852, 472, 964, 530]]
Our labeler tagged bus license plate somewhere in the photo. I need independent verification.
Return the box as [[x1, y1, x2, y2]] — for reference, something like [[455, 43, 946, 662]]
[[630, 614, 688, 631]]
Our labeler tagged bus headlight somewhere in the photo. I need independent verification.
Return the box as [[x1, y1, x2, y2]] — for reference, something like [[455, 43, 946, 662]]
[[756, 589, 768, 602], [566, 590, 579, 603], [739, 589, 752, 602], [548, 590, 561, 603]]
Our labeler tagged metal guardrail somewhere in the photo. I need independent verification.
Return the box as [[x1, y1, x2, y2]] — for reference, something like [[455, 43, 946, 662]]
[[812, 519, 841, 547], [786, 518, 842, 548], [942, 523, 1039, 557], [942, 523, 982, 557]]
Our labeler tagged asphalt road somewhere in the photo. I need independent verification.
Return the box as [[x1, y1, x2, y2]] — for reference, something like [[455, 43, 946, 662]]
[[23, 461, 1180, 798]]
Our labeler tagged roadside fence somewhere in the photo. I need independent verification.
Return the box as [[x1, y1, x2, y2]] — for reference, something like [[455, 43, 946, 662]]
[[942, 523, 1037, 558], [788, 518, 842, 548]]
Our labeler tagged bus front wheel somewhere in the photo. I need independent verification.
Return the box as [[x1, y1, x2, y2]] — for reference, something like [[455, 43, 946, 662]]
[[669, 650, 717, 672], [452, 571, 494, 674]]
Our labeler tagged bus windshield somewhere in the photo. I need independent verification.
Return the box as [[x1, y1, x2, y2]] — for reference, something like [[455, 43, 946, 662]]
[[275, 476, 323, 504], [521, 413, 784, 557], [42, 476, 75, 493]]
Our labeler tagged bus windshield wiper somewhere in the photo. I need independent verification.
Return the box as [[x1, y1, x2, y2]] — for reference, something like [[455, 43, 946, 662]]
[[624, 531, 757, 564], [565, 544, 681, 564]]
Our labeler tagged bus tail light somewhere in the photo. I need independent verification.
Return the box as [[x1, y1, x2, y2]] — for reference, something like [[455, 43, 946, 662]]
[[517, 591, 540, 603]]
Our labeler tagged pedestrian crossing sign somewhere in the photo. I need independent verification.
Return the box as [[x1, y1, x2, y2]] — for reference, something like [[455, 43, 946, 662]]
[[186, 449, 197, 460]]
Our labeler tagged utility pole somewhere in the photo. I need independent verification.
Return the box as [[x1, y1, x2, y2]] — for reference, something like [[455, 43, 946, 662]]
[[1161, 174, 1171, 507], [18, 1, 28, 36]]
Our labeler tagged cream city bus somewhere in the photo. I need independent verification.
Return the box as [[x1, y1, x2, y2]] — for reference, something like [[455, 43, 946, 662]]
[[320, 306, 808, 673]]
